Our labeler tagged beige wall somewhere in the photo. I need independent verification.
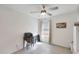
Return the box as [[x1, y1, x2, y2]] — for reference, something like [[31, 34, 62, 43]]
[[51, 11, 78, 48], [0, 5, 38, 53]]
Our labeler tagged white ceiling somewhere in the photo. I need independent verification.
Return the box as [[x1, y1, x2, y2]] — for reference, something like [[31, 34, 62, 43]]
[[2, 4, 79, 18]]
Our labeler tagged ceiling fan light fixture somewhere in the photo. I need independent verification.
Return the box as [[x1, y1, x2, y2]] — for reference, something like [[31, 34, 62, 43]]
[[41, 12, 46, 15], [41, 10, 46, 16]]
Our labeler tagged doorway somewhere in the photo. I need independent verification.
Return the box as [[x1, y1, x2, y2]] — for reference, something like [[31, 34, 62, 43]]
[[38, 17, 51, 43]]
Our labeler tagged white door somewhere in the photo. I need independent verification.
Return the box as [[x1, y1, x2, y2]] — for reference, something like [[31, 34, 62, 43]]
[[73, 26, 79, 53]]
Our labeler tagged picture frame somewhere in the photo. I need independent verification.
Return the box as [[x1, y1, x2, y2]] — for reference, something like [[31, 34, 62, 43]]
[[56, 22, 66, 28]]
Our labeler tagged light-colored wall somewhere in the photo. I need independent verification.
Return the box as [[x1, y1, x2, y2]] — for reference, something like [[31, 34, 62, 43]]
[[0, 5, 38, 53], [51, 11, 78, 48]]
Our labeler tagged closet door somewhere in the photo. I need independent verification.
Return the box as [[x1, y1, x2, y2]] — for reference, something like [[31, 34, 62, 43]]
[[73, 26, 79, 53]]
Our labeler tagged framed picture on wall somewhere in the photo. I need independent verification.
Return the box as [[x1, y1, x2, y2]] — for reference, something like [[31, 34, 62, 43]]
[[56, 22, 66, 28], [74, 22, 79, 26]]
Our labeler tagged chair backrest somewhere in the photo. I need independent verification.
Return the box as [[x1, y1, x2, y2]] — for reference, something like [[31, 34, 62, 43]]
[[23, 33, 33, 43]]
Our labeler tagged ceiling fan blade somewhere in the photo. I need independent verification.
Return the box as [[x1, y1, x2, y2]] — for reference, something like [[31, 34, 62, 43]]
[[49, 6, 58, 10], [46, 12, 52, 16]]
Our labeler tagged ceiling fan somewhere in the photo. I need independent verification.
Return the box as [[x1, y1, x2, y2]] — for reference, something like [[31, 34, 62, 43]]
[[30, 5, 58, 16]]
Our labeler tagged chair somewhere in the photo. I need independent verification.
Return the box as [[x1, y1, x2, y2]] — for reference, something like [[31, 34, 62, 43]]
[[23, 32, 34, 48]]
